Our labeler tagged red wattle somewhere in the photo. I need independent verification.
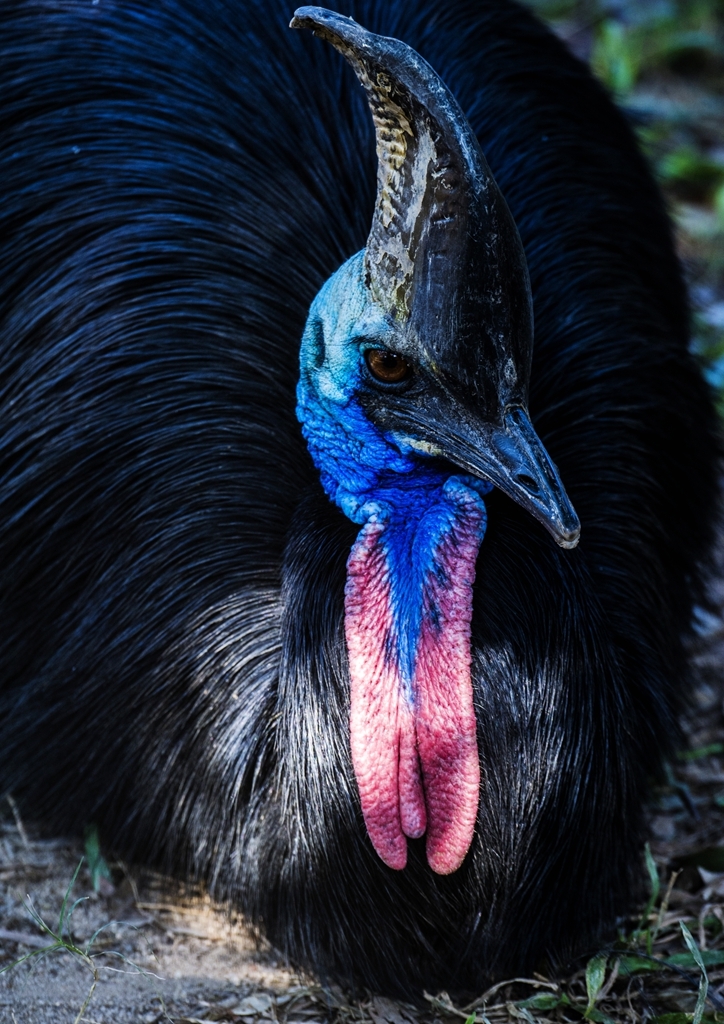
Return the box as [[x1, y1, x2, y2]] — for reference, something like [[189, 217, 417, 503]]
[[346, 519, 425, 870], [345, 486, 484, 875], [414, 521, 482, 874]]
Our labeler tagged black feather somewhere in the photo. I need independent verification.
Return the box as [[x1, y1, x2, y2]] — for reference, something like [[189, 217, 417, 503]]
[[0, 0, 718, 998]]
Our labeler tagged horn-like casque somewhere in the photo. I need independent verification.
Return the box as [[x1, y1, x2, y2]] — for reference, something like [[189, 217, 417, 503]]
[[290, 6, 533, 412]]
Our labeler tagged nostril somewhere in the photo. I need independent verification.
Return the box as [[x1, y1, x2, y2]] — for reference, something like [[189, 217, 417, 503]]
[[516, 473, 539, 494]]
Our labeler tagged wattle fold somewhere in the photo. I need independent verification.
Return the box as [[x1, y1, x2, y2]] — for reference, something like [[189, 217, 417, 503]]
[[345, 476, 489, 874]]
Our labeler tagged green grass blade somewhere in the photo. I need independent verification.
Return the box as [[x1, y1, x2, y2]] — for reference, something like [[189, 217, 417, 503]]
[[680, 921, 709, 1024], [637, 843, 661, 949], [0, 943, 62, 974], [64, 895, 90, 944], [23, 897, 57, 939], [84, 919, 121, 955], [57, 859, 84, 937]]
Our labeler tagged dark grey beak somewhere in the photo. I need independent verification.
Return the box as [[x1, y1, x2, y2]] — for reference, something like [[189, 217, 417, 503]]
[[385, 400, 580, 549], [443, 406, 580, 549]]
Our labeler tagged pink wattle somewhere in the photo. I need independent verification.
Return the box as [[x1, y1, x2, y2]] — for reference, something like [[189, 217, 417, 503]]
[[345, 485, 485, 874]]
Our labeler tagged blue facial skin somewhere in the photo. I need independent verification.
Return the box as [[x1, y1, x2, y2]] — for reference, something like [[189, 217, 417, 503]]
[[297, 251, 492, 695]]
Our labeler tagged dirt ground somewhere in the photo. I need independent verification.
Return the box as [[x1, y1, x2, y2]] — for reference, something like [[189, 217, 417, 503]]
[[0, 824, 301, 1023]]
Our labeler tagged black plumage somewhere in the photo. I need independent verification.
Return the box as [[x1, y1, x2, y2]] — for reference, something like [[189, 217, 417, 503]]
[[0, 0, 718, 997]]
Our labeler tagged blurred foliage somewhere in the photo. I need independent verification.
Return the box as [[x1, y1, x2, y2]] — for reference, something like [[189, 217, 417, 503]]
[[523, 0, 724, 412], [659, 147, 724, 203], [589, 3, 724, 96], [525, 0, 724, 82]]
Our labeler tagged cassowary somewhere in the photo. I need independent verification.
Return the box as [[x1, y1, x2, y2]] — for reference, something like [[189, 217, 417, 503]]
[[0, 0, 718, 999]]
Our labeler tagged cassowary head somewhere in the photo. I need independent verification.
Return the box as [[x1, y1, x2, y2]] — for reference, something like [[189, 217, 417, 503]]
[[291, 8, 580, 875]]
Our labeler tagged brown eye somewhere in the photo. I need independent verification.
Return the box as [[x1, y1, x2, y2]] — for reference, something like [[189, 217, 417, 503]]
[[364, 348, 411, 384]]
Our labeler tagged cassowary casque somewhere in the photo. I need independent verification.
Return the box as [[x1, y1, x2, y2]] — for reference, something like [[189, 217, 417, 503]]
[[0, 0, 718, 999]]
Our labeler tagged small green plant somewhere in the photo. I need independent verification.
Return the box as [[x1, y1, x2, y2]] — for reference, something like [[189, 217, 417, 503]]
[[0, 858, 169, 1024], [84, 822, 113, 894], [583, 953, 612, 1023], [495, 844, 724, 1023]]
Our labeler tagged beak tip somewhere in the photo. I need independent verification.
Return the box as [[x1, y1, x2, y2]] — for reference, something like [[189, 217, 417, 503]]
[[557, 533, 580, 550], [555, 518, 581, 550]]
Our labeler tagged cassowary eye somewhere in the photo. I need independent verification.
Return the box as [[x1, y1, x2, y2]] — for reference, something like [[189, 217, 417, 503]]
[[364, 348, 411, 384]]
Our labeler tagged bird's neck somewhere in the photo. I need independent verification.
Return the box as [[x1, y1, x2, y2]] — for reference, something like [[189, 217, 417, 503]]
[[298, 389, 491, 873]]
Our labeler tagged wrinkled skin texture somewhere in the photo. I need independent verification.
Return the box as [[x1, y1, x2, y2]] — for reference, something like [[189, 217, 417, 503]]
[[344, 478, 489, 874]]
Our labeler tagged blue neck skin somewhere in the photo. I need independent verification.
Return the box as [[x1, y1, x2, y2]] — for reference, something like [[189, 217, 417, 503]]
[[297, 251, 492, 691]]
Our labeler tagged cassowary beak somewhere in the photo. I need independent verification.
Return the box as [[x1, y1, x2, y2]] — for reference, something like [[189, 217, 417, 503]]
[[393, 402, 581, 549], [442, 406, 580, 549]]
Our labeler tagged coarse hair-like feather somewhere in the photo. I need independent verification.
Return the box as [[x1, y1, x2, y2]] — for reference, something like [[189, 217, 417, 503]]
[[0, 0, 719, 997]]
